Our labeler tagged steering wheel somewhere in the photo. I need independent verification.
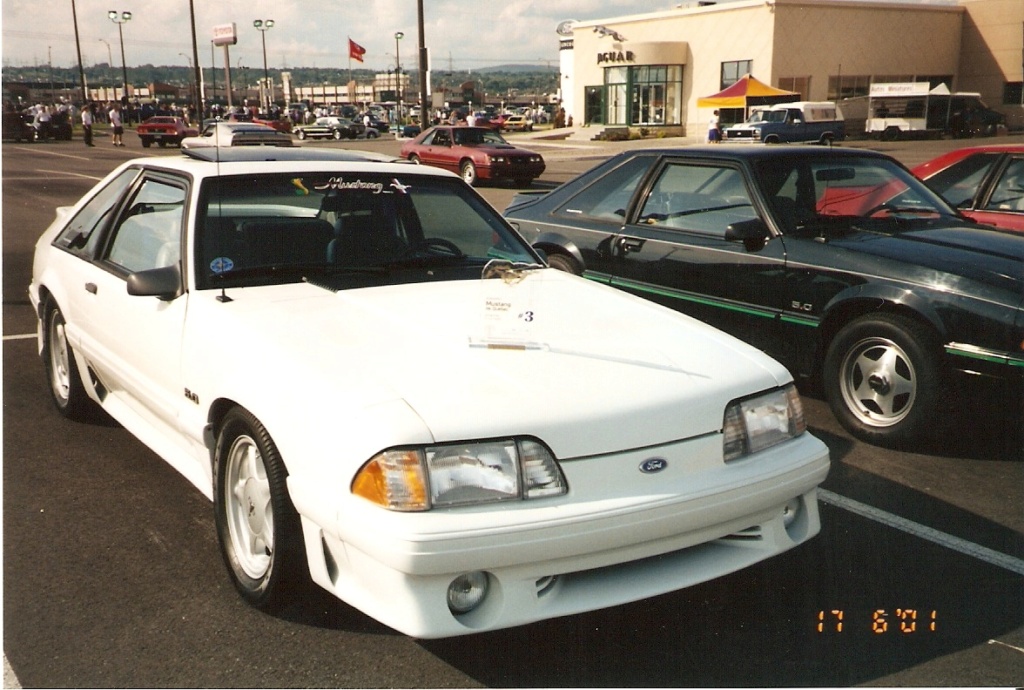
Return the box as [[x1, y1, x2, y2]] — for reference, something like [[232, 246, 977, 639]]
[[408, 237, 464, 257]]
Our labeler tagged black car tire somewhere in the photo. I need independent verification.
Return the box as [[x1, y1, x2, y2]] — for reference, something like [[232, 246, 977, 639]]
[[42, 298, 92, 420], [296, 129, 307, 140], [213, 407, 307, 611], [158, 140, 167, 147], [332, 129, 343, 140], [824, 313, 944, 447], [461, 159, 478, 186], [514, 178, 534, 189], [366, 129, 379, 139], [141, 137, 152, 148], [409, 154, 421, 164], [545, 252, 582, 275]]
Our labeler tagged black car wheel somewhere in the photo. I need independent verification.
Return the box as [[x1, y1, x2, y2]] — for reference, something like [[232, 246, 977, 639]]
[[409, 154, 421, 164], [824, 313, 943, 447], [214, 407, 307, 611], [545, 252, 582, 275], [296, 129, 307, 140], [332, 129, 343, 140], [461, 159, 478, 186], [42, 298, 92, 420], [141, 137, 152, 148]]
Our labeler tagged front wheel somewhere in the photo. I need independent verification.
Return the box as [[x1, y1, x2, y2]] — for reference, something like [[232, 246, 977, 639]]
[[296, 129, 307, 140], [460, 159, 478, 186], [214, 407, 307, 611], [42, 299, 92, 419], [409, 154, 421, 164], [823, 313, 943, 447], [332, 129, 343, 140]]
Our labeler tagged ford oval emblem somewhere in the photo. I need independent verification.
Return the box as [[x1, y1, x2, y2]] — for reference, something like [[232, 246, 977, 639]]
[[639, 458, 668, 474]]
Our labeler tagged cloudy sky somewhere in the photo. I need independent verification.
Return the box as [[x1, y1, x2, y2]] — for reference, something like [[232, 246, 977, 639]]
[[2, 0, 693, 72]]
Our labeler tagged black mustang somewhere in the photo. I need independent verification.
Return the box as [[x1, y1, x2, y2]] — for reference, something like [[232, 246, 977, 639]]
[[504, 146, 1024, 449]]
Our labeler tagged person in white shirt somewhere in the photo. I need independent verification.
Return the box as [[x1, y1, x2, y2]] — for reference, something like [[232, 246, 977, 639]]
[[81, 103, 95, 146], [108, 102, 125, 146]]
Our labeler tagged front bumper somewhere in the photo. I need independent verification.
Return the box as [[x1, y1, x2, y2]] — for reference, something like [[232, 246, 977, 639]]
[[289, 432, 829, 638]]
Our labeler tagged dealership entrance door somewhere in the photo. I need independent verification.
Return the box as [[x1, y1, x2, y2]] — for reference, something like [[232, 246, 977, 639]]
[[584, 86, 603, 125]]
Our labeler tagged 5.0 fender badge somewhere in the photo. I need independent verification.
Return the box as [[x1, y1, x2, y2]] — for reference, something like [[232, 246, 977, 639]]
[[639, 457, 668, 474]]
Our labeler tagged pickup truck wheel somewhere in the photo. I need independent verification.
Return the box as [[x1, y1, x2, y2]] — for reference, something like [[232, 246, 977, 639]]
[[214, 407, 307, 611], [818, 133, 834, 145], [42, 298, 92, 420], [824, 313, 943, 448], [763, 134, 780, 144]]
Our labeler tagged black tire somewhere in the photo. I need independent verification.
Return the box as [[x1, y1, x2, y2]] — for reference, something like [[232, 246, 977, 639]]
[[823, 313, 944, 447], [366, 129, 379, 139], [460, 159, 478, 186], [546, 252, 582, 275], [296, 129, 307, 140], [158, 140, 167, 148], [514, 178, 534, 188], [141, 138, 152, 148], [409, 154, 421, 164], [332, 129, 343, 140], [41, 298, 92, 420], [213, 407, 307, 611], [763, 134, 780, 144], [818, 133, 834, 145]]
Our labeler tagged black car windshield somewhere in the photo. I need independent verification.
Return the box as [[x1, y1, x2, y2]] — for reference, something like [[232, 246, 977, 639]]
[[195, 172, 537, 289], [755, 155, 958, 234]]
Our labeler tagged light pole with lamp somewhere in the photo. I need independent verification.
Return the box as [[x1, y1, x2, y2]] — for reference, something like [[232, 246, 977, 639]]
[[394, 31, 404, 131], [253, 19, 274, 112], [180, 53, 194, 117], [107, 10, 131, 104]]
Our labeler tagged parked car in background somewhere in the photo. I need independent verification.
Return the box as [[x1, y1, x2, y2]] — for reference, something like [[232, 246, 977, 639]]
[[251, 113, 293, 133], [504, 146, 1024, 448], [401, 125, 545, 186], [181, 121, 294, 148], [724, 102, 845, 144], [503, 114, 535, 132], [136, 116, 200, 148], [362, 114, 390, 135], [2, 110, 37, 142], [293, 116, 366, 141], [28, 146, 829, 639], [912, 144, 1024, 232]]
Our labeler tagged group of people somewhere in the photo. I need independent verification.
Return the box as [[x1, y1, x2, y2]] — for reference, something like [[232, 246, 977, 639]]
[[79, 101, 125, 147]]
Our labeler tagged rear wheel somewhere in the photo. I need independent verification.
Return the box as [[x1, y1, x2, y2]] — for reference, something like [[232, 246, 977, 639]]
[[409, 154, 421, 164], [545, 252, 582, 275], [823, 313, 943, 447], [214, 407, 307, 611], [460, 159, 478, 186], [141, 137, 152, 148], [42, 298, 91, 419]]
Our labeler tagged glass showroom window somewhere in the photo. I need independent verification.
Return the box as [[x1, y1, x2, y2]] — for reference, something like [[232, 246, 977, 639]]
[[721, 60, 753, 89], [631, 65, 683, 126], [605, 66, 628, 125]]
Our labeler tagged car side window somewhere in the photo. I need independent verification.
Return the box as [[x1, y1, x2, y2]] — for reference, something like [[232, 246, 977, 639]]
[[924, 153, 1000, 208], [105, 177, 186, 274], [54, 168, 140, 256], [637, 163, 756, 237], [983, 157, 1024, 212], [555, 155, 654, 223]]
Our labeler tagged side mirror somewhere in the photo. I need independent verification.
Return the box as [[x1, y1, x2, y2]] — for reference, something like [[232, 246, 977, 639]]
[[127, 263, 183, 301], [725, 218, 770, 252]]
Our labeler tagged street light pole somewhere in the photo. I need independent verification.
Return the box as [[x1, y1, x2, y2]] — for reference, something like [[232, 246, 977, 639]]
[[99, 39, 114, 100], [253, 19, 275, 112], [395, 31, 404, 129], [107, 10, 131, 104]]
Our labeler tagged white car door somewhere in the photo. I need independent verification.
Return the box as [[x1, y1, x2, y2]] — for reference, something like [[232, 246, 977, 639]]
[[73, 173, 190, 440]]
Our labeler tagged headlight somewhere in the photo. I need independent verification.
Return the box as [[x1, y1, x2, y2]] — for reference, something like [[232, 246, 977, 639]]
[[489, 155, 507, 164], [352, 438, 567, 511], [722, 384, 806, 462]]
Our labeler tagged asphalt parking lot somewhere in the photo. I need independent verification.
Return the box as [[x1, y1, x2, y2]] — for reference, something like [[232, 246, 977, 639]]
[[3, 130, 1022, 687]]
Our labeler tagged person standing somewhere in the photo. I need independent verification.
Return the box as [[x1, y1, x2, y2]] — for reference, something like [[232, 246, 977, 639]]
[[708, 109, 722, 143], [81, 102, 95, 146], [108, 102, 125, 146]]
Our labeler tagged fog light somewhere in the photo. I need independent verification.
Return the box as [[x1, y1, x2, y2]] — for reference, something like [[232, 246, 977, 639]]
[[782, 498, 801, 527], [447, 571, 489, 614]]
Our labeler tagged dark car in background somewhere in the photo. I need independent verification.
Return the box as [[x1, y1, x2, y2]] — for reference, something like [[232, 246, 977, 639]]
[[400, 125, 545, 186], [504, 146, 1024, 448], [293, 116, 367, 141], [913, 144, 1024, 232], [2, 111, 37, 142]]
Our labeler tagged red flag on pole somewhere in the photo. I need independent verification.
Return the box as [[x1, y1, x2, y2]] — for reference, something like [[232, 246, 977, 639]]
[[349, 38, 366, 62]]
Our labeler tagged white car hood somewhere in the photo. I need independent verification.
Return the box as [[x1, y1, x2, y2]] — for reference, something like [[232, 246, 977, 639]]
[[206, 270, 791, 459]]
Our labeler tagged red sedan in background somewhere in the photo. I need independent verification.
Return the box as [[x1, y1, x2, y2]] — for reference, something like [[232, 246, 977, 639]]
[[135, 116, 199, 148], [913, 144, 1024, 232], [400, 125, 545, 187]]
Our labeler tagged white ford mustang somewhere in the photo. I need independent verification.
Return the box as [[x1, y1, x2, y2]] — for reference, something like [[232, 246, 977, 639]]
[[29, 148, 829, 638]]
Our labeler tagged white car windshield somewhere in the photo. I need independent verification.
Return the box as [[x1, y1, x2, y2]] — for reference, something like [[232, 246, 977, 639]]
[[196, 172, 538, 289]]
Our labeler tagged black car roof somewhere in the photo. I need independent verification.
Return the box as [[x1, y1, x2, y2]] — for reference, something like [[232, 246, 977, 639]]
[[181, 147, 404, 163], [610, 145, 891, 162]]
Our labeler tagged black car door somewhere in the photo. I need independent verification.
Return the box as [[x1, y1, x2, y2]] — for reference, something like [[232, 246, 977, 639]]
[[603, 157, 790, 355]]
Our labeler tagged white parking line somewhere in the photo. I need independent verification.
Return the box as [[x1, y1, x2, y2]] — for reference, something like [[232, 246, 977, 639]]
[[3, 146, 91, 161], [36, 168, 104, 181], [819, 489, 1024, 576], [4, 654, 22, 689], [3, 333, 35, 341]]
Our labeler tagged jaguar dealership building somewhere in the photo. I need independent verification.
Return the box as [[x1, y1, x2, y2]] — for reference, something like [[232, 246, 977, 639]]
[[556, 0, 1022, 135]]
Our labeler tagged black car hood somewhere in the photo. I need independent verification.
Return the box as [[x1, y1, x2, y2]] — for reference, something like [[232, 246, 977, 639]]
[[822, 221, 1024, 297]]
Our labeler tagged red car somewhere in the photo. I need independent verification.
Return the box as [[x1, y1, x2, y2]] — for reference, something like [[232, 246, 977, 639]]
[[135, 116, 199, 148], [399, 125, 545, 187], [912, 144, 1024, 232]]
